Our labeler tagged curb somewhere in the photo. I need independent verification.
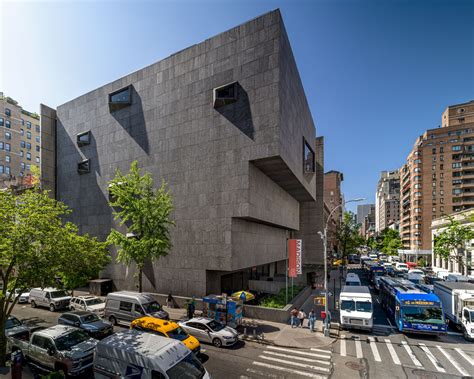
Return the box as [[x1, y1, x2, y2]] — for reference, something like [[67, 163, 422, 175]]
[[240, 334, 337, 350]]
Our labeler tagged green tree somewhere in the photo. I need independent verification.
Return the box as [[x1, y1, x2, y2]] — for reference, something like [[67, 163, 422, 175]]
[[380, 229, 403, 256], [434, 214, 474, 263], [0, 187, 109, 367], [107, 161, 174, 293], [336, 212, 364, 259]]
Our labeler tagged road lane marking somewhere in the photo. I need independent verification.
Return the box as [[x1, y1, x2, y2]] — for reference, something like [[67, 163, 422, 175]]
[[340, 335, 347, 357], [267, 346, 331, 359], [455, 347, 474, 366], [368, 337, 381, 362], [251, 363, 327, 379], [262, 351, 331, 365], [437, 346, 469, 376], [401, 341, 423, 367], [384, 339, 401, 365], [310, 348, 332, 354], [245, 368, 278, 378], [259, 355, 331, 373], [354, 336, 363, 359], [419, 343, 445, 373]]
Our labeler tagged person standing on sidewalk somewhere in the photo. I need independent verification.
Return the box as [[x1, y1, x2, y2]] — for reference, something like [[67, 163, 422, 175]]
[[308, 309, 317, 332], [290, 307, 298, 328], [298, 309, 306, 328], [166, 293, 174, 308]]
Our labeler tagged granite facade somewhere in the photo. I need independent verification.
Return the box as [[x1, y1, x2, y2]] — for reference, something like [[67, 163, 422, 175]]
[[53, 9, 320, 296]]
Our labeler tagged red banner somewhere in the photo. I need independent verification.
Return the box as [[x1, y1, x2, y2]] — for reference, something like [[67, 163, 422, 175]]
[[288, 239, 302, 277]]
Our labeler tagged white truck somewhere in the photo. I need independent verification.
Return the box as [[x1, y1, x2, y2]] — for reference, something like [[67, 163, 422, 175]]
[[434, 281, 474, 341], [339, 286, 373, 331]]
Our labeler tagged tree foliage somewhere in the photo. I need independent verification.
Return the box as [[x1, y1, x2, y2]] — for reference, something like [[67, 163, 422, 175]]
[[434, 214, 474, 260], [336, 212, 364, 258], [380, 229, 403, 256], [107, 161, 174, 292], [0, 186, 109, 366]]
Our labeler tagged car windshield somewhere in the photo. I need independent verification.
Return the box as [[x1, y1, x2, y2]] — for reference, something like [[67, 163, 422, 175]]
[[85, 298, 103, 306], [142, 301, 161, 313], [50, 291, 68, 299], [346, 281, 359, 286], [374, 271, 384, 277], [207, 320, 225, 332], [81, 314, 100, 323], [402, 306, 444, 324], [167, 326, 189, 341], [356, 301, 372, 312], [5, 317, 22, 329], [55, 330, 89, 350], [166, 352, 205, 379], [341, 300, 355, 311], [470, 311, 474, 322]]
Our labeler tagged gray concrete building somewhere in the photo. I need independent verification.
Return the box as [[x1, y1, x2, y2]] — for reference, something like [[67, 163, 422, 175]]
[[375, 170, 400, 233], [42, 10, 322, 297], [357, 204, 374, 225]]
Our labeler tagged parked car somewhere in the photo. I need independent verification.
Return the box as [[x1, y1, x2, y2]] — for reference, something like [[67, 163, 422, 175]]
[[6, 289, 31, 304], [69, 295, 105, 315], [131, 317, 200, 355], [5, 316, 30, 354], [394, 262, 409, 275], [29, 288, 71, 312], [406, 262, 418, 269], [104, 291, 169, 326], [437, 270, 450, 280], [348, 254, 360, 264], [9, 325, 98, 377], [93, 330, 210, 379], [58, 311, 113, 340], [446, 273, 470, 282], [179, 317, 239, 348]]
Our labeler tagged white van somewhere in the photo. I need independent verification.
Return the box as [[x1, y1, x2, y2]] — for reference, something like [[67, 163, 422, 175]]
[[29, 288, 71, 312], [94, 329, 211, 379], [345, 273, 362, 287], [339, 286, 373, 331]]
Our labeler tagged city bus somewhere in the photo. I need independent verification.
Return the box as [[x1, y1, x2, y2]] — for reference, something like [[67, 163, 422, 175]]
[[379, 277, 447, 335], [365, 261, 385, 286]]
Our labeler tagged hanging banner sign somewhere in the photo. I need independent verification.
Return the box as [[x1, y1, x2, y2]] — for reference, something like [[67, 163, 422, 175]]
[[288, 239, 303, 277]]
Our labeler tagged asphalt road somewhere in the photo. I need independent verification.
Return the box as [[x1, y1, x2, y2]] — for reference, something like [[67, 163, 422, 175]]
[[8, 273, 474, 379]]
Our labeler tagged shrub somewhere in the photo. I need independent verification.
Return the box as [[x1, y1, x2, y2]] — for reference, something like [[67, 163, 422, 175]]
[[260, 285, 305, 309]]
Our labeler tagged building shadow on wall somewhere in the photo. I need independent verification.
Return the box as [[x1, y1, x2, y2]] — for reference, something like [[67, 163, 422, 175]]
[[215, 83, 255, 140], [110, 85, 149, 155]]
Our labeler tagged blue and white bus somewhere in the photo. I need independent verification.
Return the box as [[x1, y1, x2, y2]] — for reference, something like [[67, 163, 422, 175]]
[[379, 277, 447, 335]]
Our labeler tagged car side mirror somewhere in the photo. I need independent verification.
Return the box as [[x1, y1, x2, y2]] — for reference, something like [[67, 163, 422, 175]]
[[47, 347, 55, 356], [74, 321, 80, 327]]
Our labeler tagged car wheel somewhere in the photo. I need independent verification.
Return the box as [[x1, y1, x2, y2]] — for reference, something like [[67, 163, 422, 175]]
[[212, 338, 223, 348], [463, 327, 469, 340], [109, 316, 117, 326], [49, 303, 56, 312], [30, 300, 36, 308]]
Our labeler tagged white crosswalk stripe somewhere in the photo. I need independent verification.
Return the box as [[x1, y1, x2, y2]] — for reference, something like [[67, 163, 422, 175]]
[[419, 343, 445, 373], [384, 339, 401, 365], [401, 341, 423, 367], [354, 336, 363, 358], [437, 346, 469, 377], [368, 337, 381, 362], [455, 347, 474, 366], [250, 362, 327, 378], [246, 345, 332, 378], [340, 335, 347, 357]]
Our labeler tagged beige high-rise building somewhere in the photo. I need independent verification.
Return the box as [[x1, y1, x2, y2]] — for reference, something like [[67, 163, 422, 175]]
[[375, 170, 400, 233], [400, 100, 474, 251], [0, 93, 41, 185]]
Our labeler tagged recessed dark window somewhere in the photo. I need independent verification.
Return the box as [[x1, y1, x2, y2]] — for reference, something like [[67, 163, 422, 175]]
[[78, 159, 91, 174], [5, 108, 11, 117], [108, 86, 131, 111], [5, 120, 10, 129], [26, 121, 31, 129], [303, 140, 315, 174], [213, 82, 238, 108], [77, 131, 91, 147]]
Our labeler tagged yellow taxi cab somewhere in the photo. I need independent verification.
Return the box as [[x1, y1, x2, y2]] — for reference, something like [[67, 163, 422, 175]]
[[332, 258, 348, 267], [130, 317, 201, 355]]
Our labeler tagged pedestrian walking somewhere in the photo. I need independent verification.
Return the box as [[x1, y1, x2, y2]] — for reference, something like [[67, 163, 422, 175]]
[[308, 309, 317, 332], [290, 307, 298, 328], [188, 300, 195, 319], [298, 309, 306, 328], [166, 293, 174, 308]]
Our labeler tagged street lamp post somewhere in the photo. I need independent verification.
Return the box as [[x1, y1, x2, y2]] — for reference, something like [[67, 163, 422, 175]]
[[318, 197, 365, 337]]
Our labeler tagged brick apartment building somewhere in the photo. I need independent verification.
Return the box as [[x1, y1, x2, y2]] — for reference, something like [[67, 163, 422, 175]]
[[323, 170, 344, 255], [0, 93, 41, 186], [400, 100, 474, 251]]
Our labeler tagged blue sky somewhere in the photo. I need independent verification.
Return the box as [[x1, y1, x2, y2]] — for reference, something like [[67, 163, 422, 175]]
[[1, 0, 473, 211]]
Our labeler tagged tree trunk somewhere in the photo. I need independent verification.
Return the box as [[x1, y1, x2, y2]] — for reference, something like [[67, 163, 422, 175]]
[[138, 268, 143, 293], [0, 316, 7, 368]]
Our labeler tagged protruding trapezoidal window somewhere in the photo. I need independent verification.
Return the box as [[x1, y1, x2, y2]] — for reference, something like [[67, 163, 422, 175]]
[[213, 82, 238, 108], [109, 86, 131, 111], [77, 131, 91, 147], [303, 139, 315, 174], [78, 159, 91, 174]]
